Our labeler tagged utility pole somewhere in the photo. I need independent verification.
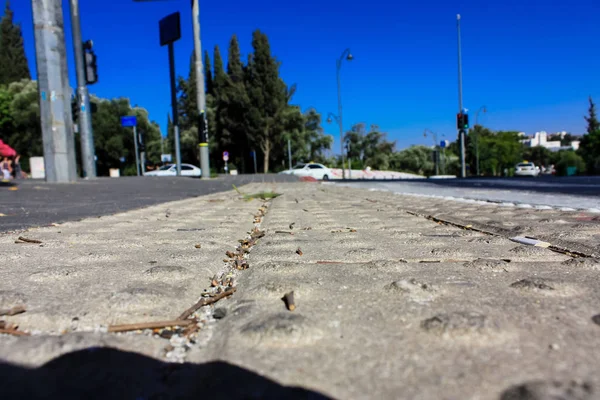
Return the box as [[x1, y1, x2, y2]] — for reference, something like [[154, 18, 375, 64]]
[[192, 0, 210, 178], [336, 49, 353, 180], [457, 14, 466, 178], [133, 126, 140, 176], [32, 0, 78, 183], [69, 0, 96, 178], [287, 138, 292, 170], [169, 42, 182, 176]]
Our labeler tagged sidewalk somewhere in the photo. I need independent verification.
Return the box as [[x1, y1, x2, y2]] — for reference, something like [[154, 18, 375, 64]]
[[1, 182, 599, 399]]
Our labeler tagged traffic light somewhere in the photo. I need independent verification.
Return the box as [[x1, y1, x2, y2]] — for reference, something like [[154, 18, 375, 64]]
[[138, 132, 145, 152], [83, 40, 98, 85], [456, 113, 469, 130], [71, 96, 79, 122]]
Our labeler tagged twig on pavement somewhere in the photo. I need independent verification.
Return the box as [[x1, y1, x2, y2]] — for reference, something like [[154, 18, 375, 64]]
[[0, 305, 26, 316], [282, 291, 296, 311], [15, 236, 42, 244], [178, 287, 237, 320], [0, 328, 30, 336], [275, 231, 294, 235], [108, 319, 193, 333]]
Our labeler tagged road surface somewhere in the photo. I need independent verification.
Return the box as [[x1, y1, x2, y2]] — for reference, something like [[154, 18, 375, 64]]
[[0, 175, 296, 232], [338, 176, 600, 212]]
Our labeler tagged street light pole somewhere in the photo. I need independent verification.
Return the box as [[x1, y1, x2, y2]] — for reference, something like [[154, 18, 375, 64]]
[[69, 0, 96, 178], [336, 48, 353, 180], [192, 0, 210, 179], [474, 105, 487, 176], [457, 14, 466, 178]]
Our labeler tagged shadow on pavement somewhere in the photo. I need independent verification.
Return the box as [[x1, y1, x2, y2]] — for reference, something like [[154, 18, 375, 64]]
[[0, 347, 332, 399]]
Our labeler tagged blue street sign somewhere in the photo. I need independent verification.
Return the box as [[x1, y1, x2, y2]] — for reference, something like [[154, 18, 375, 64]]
[[440, 140, 449, 148], [120, 116, 137, 127]]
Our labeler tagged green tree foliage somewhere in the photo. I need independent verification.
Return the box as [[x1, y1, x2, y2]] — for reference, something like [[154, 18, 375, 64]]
[[389, 146, 435, 176], [578, 97, 600, 174], [0, 85, 13, 139], [91, 98, 162, 176], [3, 79, 41, 171], [555, 150, 586, 176], [173, 31, 333, 173], [342, 123, 395, 170], [523, 146, 557, 169], [0, 1, 30, 85]]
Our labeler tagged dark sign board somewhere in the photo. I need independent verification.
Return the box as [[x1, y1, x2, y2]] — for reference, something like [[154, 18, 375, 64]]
[[159, 12, 181, 47]]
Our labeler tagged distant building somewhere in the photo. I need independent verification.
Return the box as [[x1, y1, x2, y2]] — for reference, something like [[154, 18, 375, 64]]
[[519, 131, 580, 151]]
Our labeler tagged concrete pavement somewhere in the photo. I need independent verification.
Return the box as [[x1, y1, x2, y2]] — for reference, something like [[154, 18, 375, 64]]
[[1, 182, 599, 399]]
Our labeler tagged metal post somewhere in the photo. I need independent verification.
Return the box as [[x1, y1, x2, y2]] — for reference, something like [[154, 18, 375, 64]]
[[287, 138, 292, 170], [69, 0, 96, 178], [32, 0, 78, 183], [347, 141, 351, 179], [168, 42, 182, 176], [457, 14, 466, 178], [336, 59, 346, 180], [252, 151, 257, 174], [192, 0, 210, 178], [133, 126, 140, 176]]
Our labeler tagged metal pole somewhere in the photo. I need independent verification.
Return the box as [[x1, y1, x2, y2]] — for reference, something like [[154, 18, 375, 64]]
[[168, 42, 182, 176], [347, 141, 351, 179], [69, 0, 95, 178], [32, 0, 78, 183], [253, 151, 257, 174], [287, 138, 292, 170], [133, 126, 140, 176], [457, 14, 466, 178], [192, 0, 210, 178], [336, 59, 346, 180]]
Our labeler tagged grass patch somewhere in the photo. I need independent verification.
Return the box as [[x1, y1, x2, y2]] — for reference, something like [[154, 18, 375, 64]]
[[233, 185, 282, 201]]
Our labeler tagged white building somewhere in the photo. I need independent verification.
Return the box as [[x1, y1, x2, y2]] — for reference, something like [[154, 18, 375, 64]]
[[519, 131, 580, 151]]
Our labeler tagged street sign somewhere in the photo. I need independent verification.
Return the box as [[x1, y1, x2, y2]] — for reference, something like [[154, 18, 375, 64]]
[[120, 116, 137, 127], [223, 151, 229, 161], [440, 140, 449, 148], [161, 154, 172, 163], [159, 12, 181, 47]]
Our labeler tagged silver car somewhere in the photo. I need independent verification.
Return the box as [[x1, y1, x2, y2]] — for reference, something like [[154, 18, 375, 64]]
[[514, 162, 540, 177]]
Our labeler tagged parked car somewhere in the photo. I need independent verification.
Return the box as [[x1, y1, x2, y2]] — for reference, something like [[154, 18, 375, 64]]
[[279, 163, 333, 180], [144, 163, 201, 177], [514, 162, 540, 177]]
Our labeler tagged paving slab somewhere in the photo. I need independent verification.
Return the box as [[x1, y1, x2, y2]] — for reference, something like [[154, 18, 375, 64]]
[[1, 182, 599, 400]]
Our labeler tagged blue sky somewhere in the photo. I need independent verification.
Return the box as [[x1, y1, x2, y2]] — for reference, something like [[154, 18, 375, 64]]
[[11, 0, 600, 152]]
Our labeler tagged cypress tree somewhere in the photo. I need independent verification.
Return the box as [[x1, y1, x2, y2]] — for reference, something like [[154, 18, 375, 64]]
[[579, 97, 600, 173], [203, 50, 213, 96], [245, 30, 288, 172], [0, 0, 30, 85]]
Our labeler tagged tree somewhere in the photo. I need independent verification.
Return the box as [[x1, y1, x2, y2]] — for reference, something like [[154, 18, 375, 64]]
[[0, 1, 30, 85], [5, 79, 41, 171], [555, 150, 586, 176], [389, 146, 434, 176], [203, 50, 213, 96], [578, 97, 600, 174], [0, 85, 13, 140], [523, 146, 557, 169], [244, 30, 289, 172]]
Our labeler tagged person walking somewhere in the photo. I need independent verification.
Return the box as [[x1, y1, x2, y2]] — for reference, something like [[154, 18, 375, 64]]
[[12, 155, 23, 179]]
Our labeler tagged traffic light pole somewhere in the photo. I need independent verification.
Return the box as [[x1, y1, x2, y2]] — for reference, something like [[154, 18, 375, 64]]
[[192, 0, 210, 178], [69, 0, 96, 178], [457, 14, 466, 178], [32, 0, 78, 183], [133, 125, 140, 176]]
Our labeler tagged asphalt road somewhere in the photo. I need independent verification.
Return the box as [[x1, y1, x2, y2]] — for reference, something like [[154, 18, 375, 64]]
[[339, 176, 600, 212], [342, 176, 600, 196], [0, 174, 296, 232]]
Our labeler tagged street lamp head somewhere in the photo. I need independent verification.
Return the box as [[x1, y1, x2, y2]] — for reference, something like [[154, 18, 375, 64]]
[[346, 53, 353, 61], [326, 117, 333, 124]]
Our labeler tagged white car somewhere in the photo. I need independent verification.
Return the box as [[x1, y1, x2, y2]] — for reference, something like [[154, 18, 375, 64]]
[[144, 163, 202, 177], [280, 163, 333, 180], [514, 162, 540, 177]]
